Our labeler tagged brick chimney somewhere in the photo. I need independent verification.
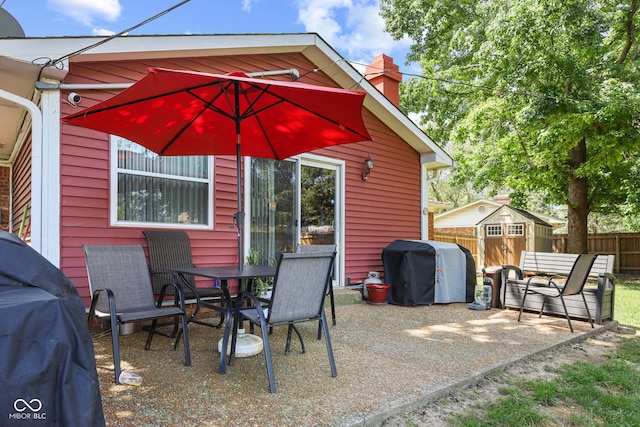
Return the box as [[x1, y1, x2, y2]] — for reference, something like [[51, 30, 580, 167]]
[[492, 194, 511, 205], [365, 54, 402, 107]]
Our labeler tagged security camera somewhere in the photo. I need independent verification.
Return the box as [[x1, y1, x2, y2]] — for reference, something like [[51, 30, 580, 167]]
[[67, 92, 81, 106]]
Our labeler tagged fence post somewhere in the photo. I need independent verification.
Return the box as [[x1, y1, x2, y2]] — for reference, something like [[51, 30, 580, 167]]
[[616, 234, 620, 273]]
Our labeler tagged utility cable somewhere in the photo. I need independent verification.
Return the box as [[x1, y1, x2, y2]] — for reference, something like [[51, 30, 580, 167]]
[[350, 60, 640, 108], [44, 0, 191, 69]]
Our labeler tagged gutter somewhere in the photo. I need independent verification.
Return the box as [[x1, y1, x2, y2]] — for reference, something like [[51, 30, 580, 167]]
[[35, 68, 301, 92]]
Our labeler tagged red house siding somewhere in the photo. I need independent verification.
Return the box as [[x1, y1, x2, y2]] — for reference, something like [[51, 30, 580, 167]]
[[0, 166, 9, 232], [60, 53, 423, 306]]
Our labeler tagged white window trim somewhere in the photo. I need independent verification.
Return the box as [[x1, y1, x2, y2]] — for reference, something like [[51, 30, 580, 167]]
[[507, 224, 525, 237], [486, 224, 503, 237], [109, 135, 214, 229]]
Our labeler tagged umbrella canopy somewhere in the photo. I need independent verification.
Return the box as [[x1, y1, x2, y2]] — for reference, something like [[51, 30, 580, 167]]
[[63, 67, 372, 268]]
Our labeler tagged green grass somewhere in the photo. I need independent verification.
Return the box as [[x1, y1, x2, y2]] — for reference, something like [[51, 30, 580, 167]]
[[448, 338, 640, 427], [446, 276, 640, 427], [613, 279, 640, 328]]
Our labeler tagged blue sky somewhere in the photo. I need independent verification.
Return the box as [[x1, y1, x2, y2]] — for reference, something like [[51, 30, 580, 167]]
[[2, 0, 415, 73]]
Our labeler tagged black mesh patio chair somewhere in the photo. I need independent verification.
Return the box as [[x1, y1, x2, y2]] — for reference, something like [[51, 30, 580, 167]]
[[83, 244, 191, 384], [229, 251, 337, 393], [143, 230, 225, 333], [517, 253, 598, 333]]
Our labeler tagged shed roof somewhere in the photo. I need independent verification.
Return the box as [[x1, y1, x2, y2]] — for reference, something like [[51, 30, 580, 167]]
[[477, 204, 552, 227], [435, 198, 565, 228]]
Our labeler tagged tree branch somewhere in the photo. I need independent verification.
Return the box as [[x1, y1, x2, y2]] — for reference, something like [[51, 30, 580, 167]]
[[617, 0, 639, 64]]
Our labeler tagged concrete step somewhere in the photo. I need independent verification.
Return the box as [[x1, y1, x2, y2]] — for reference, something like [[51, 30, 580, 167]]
[[327, 288, 362, 306]]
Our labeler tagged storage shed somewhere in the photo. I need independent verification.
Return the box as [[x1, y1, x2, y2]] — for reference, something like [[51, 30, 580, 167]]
[[478, 205, 553, 268]]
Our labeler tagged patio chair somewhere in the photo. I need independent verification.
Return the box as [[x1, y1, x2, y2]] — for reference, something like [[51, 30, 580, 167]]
[[517, 253, 597, 333], [143, 230, 225, 334], [229, 251, 337, 393], [83, 244, 191, 384], [297, 244, 337, 340]]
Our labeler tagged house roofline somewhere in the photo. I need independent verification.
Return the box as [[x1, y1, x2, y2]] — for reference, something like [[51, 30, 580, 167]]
[[0, 32, 453, 168]]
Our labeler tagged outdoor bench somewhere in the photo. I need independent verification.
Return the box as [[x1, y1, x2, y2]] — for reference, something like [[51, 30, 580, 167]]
[[501, 251, 616, 324]]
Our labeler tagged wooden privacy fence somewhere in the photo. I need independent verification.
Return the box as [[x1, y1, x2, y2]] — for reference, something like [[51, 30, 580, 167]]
[[433, 233, 478, 268], [434, 232, 640, 273], [553, 232, 640, 273]]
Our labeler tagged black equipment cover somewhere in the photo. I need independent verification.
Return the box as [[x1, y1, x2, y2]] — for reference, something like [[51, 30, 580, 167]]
[[382, 240, 476, 306], [0, 231, 105, 426]]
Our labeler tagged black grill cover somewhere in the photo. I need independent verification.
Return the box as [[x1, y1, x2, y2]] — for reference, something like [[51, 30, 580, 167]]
[[0, 231, 105, 426], [382, 240, 476, 306]]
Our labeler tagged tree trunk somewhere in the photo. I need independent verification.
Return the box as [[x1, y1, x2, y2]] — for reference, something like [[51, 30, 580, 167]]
[[566, 138, 589, 253]]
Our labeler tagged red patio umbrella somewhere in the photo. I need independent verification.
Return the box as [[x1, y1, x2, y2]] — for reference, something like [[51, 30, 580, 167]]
[[63, 67, 372, 269]]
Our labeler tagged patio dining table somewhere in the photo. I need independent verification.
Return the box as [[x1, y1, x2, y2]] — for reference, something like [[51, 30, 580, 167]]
[[170, 265, 276, 374]]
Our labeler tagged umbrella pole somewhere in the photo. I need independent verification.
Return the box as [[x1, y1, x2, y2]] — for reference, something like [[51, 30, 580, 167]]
[[236, 133, 244, 272], [227, 131, 266, 358]]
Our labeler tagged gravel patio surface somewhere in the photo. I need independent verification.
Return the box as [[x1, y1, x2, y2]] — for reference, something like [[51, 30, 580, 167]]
[[91, 299, 614, 426]]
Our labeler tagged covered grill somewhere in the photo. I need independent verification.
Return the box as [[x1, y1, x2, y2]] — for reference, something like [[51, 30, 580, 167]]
[[0, 231, 104, 426], [382, 240, 476, 306]]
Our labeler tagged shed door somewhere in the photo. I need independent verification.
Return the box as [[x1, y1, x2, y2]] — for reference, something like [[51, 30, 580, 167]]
[[484, 223, 526, 266]]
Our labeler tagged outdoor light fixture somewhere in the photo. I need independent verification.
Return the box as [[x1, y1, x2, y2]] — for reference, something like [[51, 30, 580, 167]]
[[361, 153, 374, 181]]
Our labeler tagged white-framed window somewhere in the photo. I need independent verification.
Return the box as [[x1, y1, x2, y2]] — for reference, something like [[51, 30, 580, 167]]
[[507, 224, 525, 236], [486, 224, 503, 237], [110, 136, 213, 228]]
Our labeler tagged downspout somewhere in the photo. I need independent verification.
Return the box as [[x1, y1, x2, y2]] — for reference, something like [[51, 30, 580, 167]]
[[420, 164, 430, 240], [36, 68, 302, 92], [0, 88, 43, 255], [422, 166, 445, 240]]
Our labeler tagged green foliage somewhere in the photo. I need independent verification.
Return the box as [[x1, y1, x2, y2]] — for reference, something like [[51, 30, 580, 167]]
[[428, 170, 486, 208], [381, 0, 640, 247], [246, 248, 274, 295], [300, 166, 335, 227]]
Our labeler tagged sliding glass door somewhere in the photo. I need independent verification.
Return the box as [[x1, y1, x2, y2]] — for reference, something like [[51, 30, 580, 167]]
[[249, 158, 297, 264], [300, 163, 336, 247], [249, 156, 343, 285]]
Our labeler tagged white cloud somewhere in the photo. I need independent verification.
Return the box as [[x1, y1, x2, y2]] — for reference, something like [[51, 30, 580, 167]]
[[48, 0, 122, 26], [241, 0, 256, 12], [92, 28, 117, 36], [295, 0, 411, 66]]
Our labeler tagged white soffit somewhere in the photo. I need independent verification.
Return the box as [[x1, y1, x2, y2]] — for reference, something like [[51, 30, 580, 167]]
[[0, 33, 452, 167]]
